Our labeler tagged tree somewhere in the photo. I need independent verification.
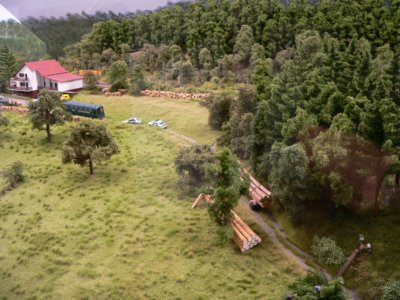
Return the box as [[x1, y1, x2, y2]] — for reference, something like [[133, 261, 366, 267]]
[[381, 281, 400, 300], [233, 25, 254, 62], [62, 121, 120, 175], [107, 60, 128, 92], [175, 144, 215, 193], [269, 143, 313, 223], [83, 72, 98, 93], [208, 93, 232, 130], [287, 270, 347, 300], [312, 236, 346, 266], [129, 65, 146, 96], [28, 90, 71, 142], [0, 42, 18, 90], [207, 148, 247, 226], [3, 161, 25, 188]]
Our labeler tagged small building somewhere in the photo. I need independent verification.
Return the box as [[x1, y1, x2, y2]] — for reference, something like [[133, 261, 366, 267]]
[[10, 59, 83, 97]]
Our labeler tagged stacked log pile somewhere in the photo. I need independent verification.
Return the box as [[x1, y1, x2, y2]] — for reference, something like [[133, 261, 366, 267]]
[[0, 106, 28, 114], [248, 174, 271, 208], [231, 211, 261, 252], [140, 89, 210, 100]]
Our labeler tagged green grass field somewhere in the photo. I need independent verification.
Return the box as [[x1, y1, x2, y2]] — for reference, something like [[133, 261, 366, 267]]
[[0, 95, 301, 299]]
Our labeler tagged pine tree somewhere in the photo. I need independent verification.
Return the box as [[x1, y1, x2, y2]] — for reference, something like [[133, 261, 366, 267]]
[[0, 42, 18, 91]]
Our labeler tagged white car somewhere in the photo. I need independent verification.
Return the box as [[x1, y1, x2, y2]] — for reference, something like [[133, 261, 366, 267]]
[[148, 119, 168, 129], [122, 117, 143, 124]]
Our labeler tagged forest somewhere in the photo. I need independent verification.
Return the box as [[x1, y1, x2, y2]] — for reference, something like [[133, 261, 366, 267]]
[[4, 0, 400, 298]]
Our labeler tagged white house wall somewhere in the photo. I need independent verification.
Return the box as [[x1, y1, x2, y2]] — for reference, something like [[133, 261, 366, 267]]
[[17, 65, 38, 90], [58, 80, 83, 92]]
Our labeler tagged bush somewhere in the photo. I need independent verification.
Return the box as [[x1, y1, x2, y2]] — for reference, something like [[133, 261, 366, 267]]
[[208, 94, 233, 130], [312, 236, 346, 266], [175, 144, 215, 194], [4, 161, 25, 187], [288, 270, 347, 299], [382, 281, 400, 300]]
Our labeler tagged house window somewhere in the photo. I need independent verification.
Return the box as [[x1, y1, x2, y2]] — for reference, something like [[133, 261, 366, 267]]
[[55, 83, 58, 89], [50, 81, 53, 88], [19, 73, 24, 78], [20, 82, 26, 87]]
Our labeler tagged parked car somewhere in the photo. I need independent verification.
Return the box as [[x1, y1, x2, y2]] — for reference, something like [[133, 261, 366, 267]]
[[0, 95, 16, 106], [60, 94, 71, 101], [148, 119, 168, 129], [122, 117, 143, 124]]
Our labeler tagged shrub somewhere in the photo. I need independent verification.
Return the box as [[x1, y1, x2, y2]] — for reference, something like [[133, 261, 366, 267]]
[[175, 144, 215, 193], [381, 281, 400, 300], [4, 161, 25, 187], [312, 236, 346, 266], [208, 94, 233, 130]]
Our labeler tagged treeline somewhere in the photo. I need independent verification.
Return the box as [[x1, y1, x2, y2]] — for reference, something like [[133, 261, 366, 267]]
[[0, 19, 46, 61], [62, 0, 400, 68], [22, 11, 136, 58]]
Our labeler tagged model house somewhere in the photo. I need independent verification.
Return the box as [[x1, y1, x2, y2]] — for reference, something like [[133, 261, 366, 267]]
[[10, 59, 83, 97]]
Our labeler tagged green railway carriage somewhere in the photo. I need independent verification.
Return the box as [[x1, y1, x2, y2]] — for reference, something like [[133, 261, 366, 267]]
[[64, 101, 105, 119]]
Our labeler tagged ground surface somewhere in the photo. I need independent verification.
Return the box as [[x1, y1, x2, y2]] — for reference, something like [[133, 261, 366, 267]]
[[0, 94, 301, 299]]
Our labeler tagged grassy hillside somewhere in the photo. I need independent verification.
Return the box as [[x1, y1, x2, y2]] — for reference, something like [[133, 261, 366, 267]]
[[0, 95, 301, 299]]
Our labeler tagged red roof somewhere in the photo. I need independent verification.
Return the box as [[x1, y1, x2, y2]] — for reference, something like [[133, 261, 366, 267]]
[[45, 73, 83, 83], [23, 59, 83, 83], [25, 59, 66, 76]]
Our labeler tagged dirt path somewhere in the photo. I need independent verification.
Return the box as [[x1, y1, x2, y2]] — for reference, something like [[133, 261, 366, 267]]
[[239, 197, 361, 300], [172, 129, 360, 299], [166, 129, 198, 145], [238, 197, 328, 277]]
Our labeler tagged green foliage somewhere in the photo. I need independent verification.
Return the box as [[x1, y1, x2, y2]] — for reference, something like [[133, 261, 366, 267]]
[[175, 144, 215, 193], [0, 42, 18, 89], [62, 121, 120, 175], [288, 270, 346, 300], [208, 94, 232, 130], [3, 161, 24, 188], [83, 72, 99, 93], [28, 90, 71, 142], [269, 143, 312, 223], [381, 281, 400, 300], [0, 19, 46, 61], [311, 236, 346, 267], [107, 60, 128, 92], [222, 84, 257, 159], [233, 25, 254, 62], [129, 65, 146, 96], [207, 148, 247, 226]]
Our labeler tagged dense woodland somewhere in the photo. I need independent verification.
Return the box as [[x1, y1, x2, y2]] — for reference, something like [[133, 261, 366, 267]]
[[5, 1, 400, 298]]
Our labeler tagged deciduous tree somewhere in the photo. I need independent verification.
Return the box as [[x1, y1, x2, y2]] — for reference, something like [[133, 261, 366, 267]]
[[28, 90, 71, 142], [62, 121, 120, 175]]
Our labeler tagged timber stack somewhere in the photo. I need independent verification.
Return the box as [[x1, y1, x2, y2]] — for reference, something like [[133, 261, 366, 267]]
[[231, 211, 261, 252], [0, 106, 28, 114], [140, 89, 210, 99]]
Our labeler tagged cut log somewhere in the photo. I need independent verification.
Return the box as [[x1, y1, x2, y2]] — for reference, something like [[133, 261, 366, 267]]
[[232, 220, 252, 242], [191, 193, 204, 209]]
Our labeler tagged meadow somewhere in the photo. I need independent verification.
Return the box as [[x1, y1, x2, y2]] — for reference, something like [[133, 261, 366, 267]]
[[0, 95, 301, 299]]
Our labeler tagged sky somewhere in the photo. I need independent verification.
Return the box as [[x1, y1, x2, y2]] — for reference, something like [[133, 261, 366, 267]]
[[0, 3, 20, 22], [0, 0, 181, 20]]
